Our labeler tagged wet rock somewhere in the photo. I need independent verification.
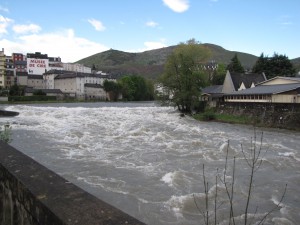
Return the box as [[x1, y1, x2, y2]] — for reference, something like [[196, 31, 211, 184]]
[[0, 110, 19, 117]]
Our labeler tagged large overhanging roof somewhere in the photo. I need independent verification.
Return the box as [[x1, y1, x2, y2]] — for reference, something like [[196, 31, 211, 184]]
[[225, 83, 300, 95]]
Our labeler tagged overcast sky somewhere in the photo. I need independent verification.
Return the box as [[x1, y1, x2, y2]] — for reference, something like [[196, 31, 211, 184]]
[[0, 0, 299, 62]]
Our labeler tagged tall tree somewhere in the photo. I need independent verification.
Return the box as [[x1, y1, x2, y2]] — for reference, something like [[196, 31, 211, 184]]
[[226, 54, 245, 73], [252, 53, 296, 79], [119, 75, 154, 101], [252, 53, 268, 74], [103, 80, 121, 101], [159, 40, 211, 113], [211, 63, 227, 85]]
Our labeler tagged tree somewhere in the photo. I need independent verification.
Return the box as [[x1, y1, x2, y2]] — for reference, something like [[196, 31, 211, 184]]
[[252, 53, 296, 79], [226, 54, 245, 73], [9, 84, 24, 96], [33, 89, 46, 96], [119, 75, 154, 101], [211, 63, 226, 85], [159, 40, 211, 113], [103, 80, 121, 101]]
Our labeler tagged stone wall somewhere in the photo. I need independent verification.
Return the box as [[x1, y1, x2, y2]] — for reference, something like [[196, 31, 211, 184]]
[[216, 102, 300, 130], [0, 142, 145, 225]]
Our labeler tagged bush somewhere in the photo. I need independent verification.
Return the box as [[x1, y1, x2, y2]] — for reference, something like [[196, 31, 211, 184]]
[[202, 111, 216, 121], [8, 96, 57, 102]]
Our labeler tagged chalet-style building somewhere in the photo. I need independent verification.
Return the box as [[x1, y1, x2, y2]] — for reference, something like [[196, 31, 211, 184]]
[[222, 71, 267, 93], [224, 76, 300, 103], [202, 71, 300, 105], [201, 71, 267, 106]]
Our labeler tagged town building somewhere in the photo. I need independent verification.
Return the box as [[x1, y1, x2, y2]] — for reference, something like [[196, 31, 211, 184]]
[[224, 76, 300, 103], [43, 70, 116, 100], [62, 63, 91, 73], [26, 52, 63, 75], [13, 53, 27, 73], [0, 48, 5, 88]]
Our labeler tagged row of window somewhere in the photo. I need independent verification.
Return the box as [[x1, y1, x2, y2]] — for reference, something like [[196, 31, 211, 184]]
[[225, 95, 270, 100]]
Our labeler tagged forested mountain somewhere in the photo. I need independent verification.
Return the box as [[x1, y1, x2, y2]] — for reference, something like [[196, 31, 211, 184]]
[[76, 43, 299, 79]]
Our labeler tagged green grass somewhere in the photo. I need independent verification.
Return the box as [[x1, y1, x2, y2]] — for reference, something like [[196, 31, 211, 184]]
[[193, 111, 251, 125]]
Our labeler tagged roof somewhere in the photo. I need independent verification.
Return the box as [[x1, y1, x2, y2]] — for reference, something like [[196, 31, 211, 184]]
[[225, 83, 300, 95], [28, 75, 43, 79], [25, 88, 63, 94], [45, 69, 117, 79], [230, 72, 266, 91], [84, 83, 104, 88], [16, 72, 28, 76], [202, 85, 223, 94], [257, 76, 300, 85]]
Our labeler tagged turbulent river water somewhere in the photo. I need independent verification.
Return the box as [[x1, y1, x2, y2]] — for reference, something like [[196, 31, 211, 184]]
[[2, 102, 300, 225]]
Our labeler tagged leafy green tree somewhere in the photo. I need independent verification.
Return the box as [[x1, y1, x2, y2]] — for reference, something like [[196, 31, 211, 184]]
[[9, 84, 24, 96], [252, 53, 268, 74], [119, 75, 154, 101], [252, 53, 296, 79], [33, 89, 46, 96], [103, 80, 121, 101], [211, 63, 226, 85], [159, 39, 211, 113], [226, 54, 245, 73]]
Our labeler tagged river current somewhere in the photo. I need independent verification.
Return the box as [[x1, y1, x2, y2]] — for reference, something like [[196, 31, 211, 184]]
[[2, 102, 300, 225]]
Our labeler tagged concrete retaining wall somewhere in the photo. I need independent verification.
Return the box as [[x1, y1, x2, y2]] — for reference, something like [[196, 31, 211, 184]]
[[216, 102, 300, 130], [0, 142, 145, 225]]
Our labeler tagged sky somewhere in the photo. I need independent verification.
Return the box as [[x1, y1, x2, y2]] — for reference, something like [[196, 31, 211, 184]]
[[0, 0, 299, 63]]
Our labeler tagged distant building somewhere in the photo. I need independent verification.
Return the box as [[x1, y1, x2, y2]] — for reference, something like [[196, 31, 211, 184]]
[[43, 70, 117, 100], [27, 52, 62, 75], [63, 63, 91, 73], [13, 53, 27, 73], [0, 48, 5, 88], [222, 71, 267, 93]]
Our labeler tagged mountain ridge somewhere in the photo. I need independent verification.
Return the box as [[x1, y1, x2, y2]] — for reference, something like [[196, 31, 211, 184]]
[[76, 43, 300, 79]]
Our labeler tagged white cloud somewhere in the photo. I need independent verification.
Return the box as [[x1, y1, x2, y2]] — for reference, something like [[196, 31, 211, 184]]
[[0, 29, 109, 62], [13, 24, 41, 34], [88, 18, 106, 31], [162, 0, 189, 13], [0, 6, 9, 13], [146, 21, 159, 28], [144, 41, 167, 50], [0, 15, 13, 35]]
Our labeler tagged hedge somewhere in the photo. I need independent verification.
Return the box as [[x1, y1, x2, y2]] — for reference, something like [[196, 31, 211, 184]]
[[8, 96, 57, 102]]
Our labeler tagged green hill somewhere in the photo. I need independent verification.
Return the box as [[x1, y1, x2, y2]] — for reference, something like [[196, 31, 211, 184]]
[[76, 43, 299, 79]]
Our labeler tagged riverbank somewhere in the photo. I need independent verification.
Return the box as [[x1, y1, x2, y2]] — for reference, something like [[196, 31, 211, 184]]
[[193, 109, 300, 132]]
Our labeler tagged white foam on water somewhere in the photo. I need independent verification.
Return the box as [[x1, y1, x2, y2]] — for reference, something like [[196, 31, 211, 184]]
[[161, 172, 175, 187], [272, 217, 294, 225]]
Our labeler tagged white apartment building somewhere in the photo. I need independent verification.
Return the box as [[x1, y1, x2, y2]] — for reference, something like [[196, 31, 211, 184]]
[[43, 70, 116, 99], [62, 63, 92, 73]]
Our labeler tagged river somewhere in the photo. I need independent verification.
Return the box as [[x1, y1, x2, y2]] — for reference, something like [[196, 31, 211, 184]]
[[2, 102, 300, 225]]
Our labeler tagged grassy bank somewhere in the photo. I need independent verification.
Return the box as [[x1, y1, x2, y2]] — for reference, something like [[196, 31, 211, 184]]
[[193, 111, 252, 125]]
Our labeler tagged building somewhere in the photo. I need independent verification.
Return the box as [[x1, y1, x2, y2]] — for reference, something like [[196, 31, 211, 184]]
[[63, 63, 91, 73], [13, 53, 27, 73], [27, 52, 48, 75], [224, 83, 300, 103], [27, 52, 62, 75], [0, 48, 5, 88], [48, 57, 63, 71], [84, 84, 106, 100], [222, 71, 267, 93], [43, 70, 116, 100], [201, 71, 267, 106]]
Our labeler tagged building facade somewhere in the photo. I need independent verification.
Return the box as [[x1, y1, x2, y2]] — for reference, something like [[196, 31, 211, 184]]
[[0, 48, 5, 88]]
